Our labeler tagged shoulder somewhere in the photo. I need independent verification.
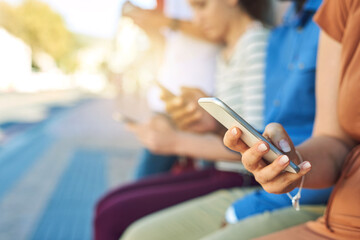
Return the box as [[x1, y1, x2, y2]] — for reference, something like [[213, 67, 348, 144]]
[[244, 25, 270, 43], [242, 26, 269, 55], [314, 0, 358, 42]]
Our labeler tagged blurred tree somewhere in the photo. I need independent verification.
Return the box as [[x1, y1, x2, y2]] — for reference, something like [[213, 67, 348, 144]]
[[0, 0, 79, 73], [0, 2, 21, 35]]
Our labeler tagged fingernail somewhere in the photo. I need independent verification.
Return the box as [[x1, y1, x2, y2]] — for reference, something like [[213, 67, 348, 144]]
[[299, 161, 311, 170], [231, 128, 238, 136], [279, 155, 289, 165], [258, 143, 267, 152], [279, 139, 291, 153]]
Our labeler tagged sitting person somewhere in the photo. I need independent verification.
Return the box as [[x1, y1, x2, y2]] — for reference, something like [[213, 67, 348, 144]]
[[94, 0, 272, 239], [124, 0, 220, 179], [118, 1, 335, 240], [223, 0, 360, 239]]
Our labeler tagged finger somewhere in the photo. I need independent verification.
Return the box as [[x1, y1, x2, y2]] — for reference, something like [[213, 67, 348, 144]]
[[254, 155, 292, 183], [157, 82, 176, 100], [180, 86, 195, 94], [178, 111, 202, 130], [263, 123, 294, 152], [180, 87, 202, 99], [172, 102, 197, 122], [125, 121, 140, 132], [160, 89, 176, 102], [265, 161, 312, 193], [263, 123, 298, 163], [180, 87, 207, 97], [297, 161, 312, 176], [223, 127, 249, 153], [164, 97, 185, 113], [241, 141, 269, 172]]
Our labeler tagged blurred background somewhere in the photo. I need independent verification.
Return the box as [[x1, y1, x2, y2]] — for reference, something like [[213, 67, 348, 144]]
[[0, 0, 158, 239]]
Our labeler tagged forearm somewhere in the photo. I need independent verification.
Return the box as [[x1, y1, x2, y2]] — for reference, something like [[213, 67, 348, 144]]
[[175, 132, 241, 161], [158, 17, 218, 43], [295, 31, 354, 188], [297, 135, 353, 188], [175, 20, 217, 42]]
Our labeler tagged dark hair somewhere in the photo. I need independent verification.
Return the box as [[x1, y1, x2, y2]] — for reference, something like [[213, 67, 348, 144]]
[[238, 0, 274, 26]]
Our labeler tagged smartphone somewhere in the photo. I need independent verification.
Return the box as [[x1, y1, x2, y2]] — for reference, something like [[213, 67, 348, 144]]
[[198, 97, 300, 173], [113, 112, 137, 124], [153, 80, 177, 99]]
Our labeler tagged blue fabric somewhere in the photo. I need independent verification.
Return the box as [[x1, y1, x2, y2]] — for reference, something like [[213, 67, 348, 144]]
[[231, 0, 332, 221], [133, 148, 178, 180], [264, 1, 322, 145], [232, 188, 332, 220]]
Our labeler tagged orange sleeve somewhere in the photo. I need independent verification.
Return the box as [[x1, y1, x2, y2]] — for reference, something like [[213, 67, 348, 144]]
[[156, 0, 164, 12], [313, 0, 353, 43]]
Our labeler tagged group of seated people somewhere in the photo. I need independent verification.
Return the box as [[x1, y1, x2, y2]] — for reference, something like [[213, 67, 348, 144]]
[[93, 0, 360, 239]]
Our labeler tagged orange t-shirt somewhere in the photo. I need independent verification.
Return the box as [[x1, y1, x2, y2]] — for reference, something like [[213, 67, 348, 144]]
[[256, 3, 360, 239], [314, 0, 360, 142]]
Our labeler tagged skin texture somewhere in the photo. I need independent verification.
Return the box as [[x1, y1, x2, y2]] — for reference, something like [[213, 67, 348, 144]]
[[223, 31, 357, 194]]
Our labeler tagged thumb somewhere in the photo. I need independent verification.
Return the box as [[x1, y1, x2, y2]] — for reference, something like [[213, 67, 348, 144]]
[[263, 123, 298, 164]]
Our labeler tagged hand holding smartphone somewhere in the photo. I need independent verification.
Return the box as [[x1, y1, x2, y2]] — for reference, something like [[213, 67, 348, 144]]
[[113, 112, 137, 124], [198, 97, 300, 173]]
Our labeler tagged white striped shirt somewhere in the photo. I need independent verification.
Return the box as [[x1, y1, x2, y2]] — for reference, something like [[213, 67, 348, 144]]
[[215, 23, 269, 130], [215, 23, 269, 173]]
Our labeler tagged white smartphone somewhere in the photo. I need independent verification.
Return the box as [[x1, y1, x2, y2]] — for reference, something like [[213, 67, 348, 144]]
[[198, 97, 300, 173], [113, 112, 137, 124]]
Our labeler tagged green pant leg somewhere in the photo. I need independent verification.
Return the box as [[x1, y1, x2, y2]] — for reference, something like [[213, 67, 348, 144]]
[[121, 188, 258, 240], [201, 205, 326, 240]]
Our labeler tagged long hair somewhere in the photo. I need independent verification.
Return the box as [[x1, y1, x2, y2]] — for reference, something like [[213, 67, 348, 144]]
[[238, 0, 274, 26]]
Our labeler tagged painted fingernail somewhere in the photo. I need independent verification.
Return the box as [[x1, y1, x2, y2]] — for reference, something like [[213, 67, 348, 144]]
[[299, 161, 311, 170], [258, 143, 267, 152], [279, 139, 291, 153], [231, 128, 238, 136], [279, 155, 289, 165]]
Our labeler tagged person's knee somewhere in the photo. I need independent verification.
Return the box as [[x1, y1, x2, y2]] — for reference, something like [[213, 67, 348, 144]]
[[121, 221, 152, 240], [95, 190, 117, 216], [93, 210, 110, 240], [94, 197, 106, 216], [94, 205, 110, 234], [94, 204, 129, 240]]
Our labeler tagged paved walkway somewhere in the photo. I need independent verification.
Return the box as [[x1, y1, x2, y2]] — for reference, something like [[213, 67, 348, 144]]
[[0, 97, 142, 240], [0, 90, 86, 125]]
